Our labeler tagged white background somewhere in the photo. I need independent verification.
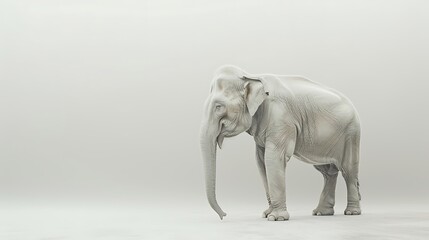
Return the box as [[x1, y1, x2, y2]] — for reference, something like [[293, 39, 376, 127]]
[[1, 1, 428, 239]]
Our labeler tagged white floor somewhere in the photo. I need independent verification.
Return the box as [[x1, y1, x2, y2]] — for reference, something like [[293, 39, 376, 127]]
[[1, 201, 428, 240]]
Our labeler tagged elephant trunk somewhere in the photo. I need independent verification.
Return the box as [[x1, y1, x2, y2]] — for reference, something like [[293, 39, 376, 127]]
[[200, 124, 227, 220]]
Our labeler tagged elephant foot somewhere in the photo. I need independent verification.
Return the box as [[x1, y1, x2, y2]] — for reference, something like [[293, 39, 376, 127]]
[[267, 208, 289, 221], [312, 207, 334, 216], [262, 206, 273, 218], [344, 206, 361, 215]]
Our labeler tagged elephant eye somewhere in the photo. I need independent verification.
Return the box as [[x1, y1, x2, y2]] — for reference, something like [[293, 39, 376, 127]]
[[214, 104, 226, 117], [215, 103, 225, 112]]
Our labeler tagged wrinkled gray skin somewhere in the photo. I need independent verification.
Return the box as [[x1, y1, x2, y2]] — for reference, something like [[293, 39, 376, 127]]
[[200, 65, 361, 221]]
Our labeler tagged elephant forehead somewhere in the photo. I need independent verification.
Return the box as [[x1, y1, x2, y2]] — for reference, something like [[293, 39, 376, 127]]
[[213, 76, 242, 91]]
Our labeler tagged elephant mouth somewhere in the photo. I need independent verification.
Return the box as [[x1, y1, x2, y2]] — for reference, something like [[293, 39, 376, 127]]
[[224, 132, 239, 138], [219, 130, 235, 138], [225, 124, 250, 138], [221, 125, 247, 139]]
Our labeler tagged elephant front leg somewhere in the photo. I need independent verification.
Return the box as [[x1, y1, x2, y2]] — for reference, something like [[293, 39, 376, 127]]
[[264, 141, 294, 221], [255, 145, 273, 218]]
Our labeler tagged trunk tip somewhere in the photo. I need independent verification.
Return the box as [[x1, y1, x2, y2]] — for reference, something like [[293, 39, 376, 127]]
[[218, 212, 227, 220]]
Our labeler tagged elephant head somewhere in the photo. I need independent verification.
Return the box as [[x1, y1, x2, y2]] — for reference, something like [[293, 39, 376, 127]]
[[200, 65, 269, 219]]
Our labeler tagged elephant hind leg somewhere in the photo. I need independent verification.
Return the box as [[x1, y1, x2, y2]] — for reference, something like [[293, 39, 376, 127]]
[[340, 134, 361, 215], [313, 164, 339, 216]]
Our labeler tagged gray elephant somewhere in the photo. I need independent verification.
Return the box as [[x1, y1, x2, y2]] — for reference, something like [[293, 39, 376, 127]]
[[200, 65, 361, 221]]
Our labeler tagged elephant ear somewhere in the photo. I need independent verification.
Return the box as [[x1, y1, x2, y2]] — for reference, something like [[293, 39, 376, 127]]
[[242, 76, 269, 116]]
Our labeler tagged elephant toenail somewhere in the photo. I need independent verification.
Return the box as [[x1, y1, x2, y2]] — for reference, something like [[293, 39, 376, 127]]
[[346, 211, 351, 215], [278, 216, 285, 221], [317, 212, 322, 216], [268, 215, 276, 221]]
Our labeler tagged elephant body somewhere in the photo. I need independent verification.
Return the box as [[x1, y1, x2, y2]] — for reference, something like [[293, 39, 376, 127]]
[[200, 65, 361, 221], [248, 74, 360, 167]]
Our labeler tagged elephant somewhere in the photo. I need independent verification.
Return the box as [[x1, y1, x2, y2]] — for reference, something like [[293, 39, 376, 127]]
[[200, 65, 361, 221]]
